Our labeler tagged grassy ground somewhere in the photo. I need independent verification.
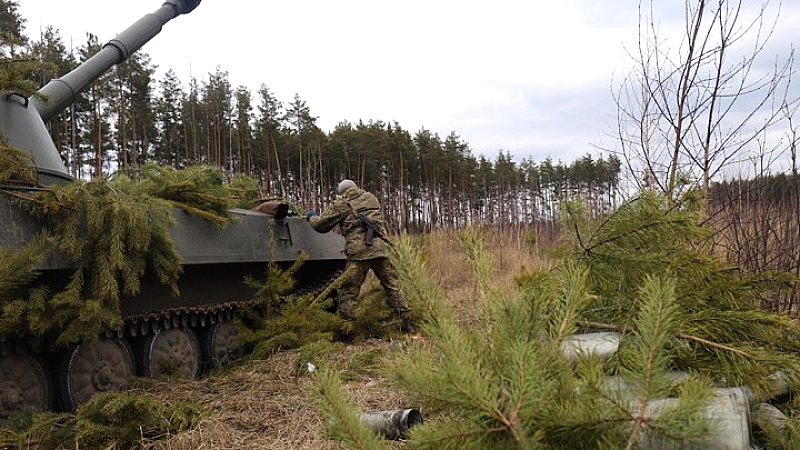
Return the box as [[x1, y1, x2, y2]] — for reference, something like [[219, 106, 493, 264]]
[[139, 229, 549, 449], [139, 342, 407, 450]]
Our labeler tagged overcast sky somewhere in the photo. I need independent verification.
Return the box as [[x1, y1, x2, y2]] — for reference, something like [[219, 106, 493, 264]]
[[17, 0, 800, 166]]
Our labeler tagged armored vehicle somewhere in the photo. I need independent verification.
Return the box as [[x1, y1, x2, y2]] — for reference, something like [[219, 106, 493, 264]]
[[0, 0, 345, 416]]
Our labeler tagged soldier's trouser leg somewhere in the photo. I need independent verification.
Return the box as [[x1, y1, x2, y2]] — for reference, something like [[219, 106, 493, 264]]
[[337, 260, 370, 319], [371, 257, 413, 330]]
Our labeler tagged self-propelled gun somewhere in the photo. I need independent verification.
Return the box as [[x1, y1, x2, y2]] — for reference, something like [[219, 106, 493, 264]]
[[0, 0, 345, 416]]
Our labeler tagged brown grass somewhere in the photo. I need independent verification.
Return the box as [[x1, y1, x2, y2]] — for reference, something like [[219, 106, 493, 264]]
[[138, 227, 551, 449], [139, 340, 412, 450], [423, 228, 552, 319]]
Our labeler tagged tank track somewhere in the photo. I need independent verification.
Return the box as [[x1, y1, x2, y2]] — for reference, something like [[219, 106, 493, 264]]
[[116, 268, 342, 339], [0, 268, 342, 356], [0, 268, 342, 417]]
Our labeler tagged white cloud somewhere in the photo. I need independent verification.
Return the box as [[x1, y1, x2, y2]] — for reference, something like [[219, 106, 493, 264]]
[[17, 0, 800, 166]]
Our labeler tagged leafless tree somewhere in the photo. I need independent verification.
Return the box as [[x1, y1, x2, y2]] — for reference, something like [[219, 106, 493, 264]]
[[612, 0, 798, 198]]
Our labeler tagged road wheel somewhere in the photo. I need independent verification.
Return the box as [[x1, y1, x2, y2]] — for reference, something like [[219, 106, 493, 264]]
[[142, 328, 200, 379], [202, 320, 245, 368], [59, 338, 134, 410], [0, 352, 52, 420]]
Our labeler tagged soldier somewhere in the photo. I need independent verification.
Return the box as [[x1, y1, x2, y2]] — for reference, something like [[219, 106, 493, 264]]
[[307, 179, 416, 333]]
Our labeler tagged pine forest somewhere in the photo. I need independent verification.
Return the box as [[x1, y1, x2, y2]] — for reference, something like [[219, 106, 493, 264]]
[[15, 11, 622, 232]]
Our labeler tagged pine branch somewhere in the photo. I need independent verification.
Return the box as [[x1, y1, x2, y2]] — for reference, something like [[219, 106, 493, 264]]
[[0, 141, 37, 186], [625, 276, 680, 449], [674, 332, 757, 360], [391, 234, 449, 326], [457, 229, 495, 300], [581, 320, 758, 360], [444, 368, 529, 445], [312, 264, 357, 306], [550, 262, 592, 343], [313, 367, 386, 450]]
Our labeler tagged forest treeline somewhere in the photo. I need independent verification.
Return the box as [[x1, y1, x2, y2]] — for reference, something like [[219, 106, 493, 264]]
[[5, 6, 622, 232], [709, 174, 800, 314], [8, 2, 800, 311]]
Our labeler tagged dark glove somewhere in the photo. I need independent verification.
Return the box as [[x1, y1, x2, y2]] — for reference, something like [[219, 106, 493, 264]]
[[306, 210, 317, 221]]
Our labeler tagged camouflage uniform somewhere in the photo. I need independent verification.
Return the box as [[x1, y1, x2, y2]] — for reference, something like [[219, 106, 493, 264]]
[[309, 185, 413, 330]]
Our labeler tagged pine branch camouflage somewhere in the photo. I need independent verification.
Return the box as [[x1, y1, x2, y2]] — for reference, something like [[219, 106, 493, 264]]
[[0, 164, 247, 346]]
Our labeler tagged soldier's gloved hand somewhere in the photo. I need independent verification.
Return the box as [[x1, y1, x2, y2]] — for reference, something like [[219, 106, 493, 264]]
[[306, 210, 317, 221]]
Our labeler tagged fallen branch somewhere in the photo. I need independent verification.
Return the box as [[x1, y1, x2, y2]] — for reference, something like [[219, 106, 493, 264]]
[[580, 320, 758, 360]]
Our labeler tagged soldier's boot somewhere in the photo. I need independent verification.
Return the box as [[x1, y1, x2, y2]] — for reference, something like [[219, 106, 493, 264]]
[[399, 311, 417, 333]]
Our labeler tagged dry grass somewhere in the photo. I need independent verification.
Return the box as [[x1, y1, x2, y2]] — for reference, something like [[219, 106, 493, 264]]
[[423, 228, 552, 319], [139, 341, 411, 450], [137, 227, 551, 449]]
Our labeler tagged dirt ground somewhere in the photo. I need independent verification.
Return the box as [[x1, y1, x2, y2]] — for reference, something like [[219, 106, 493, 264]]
[[139, 339, 412, 450]]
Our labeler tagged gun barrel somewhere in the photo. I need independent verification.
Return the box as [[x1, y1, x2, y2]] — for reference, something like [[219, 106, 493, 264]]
[[34, 0, 201, 122]]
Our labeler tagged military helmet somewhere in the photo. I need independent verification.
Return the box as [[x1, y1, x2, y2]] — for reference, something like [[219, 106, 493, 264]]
[[337, 179, 357, 194]]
